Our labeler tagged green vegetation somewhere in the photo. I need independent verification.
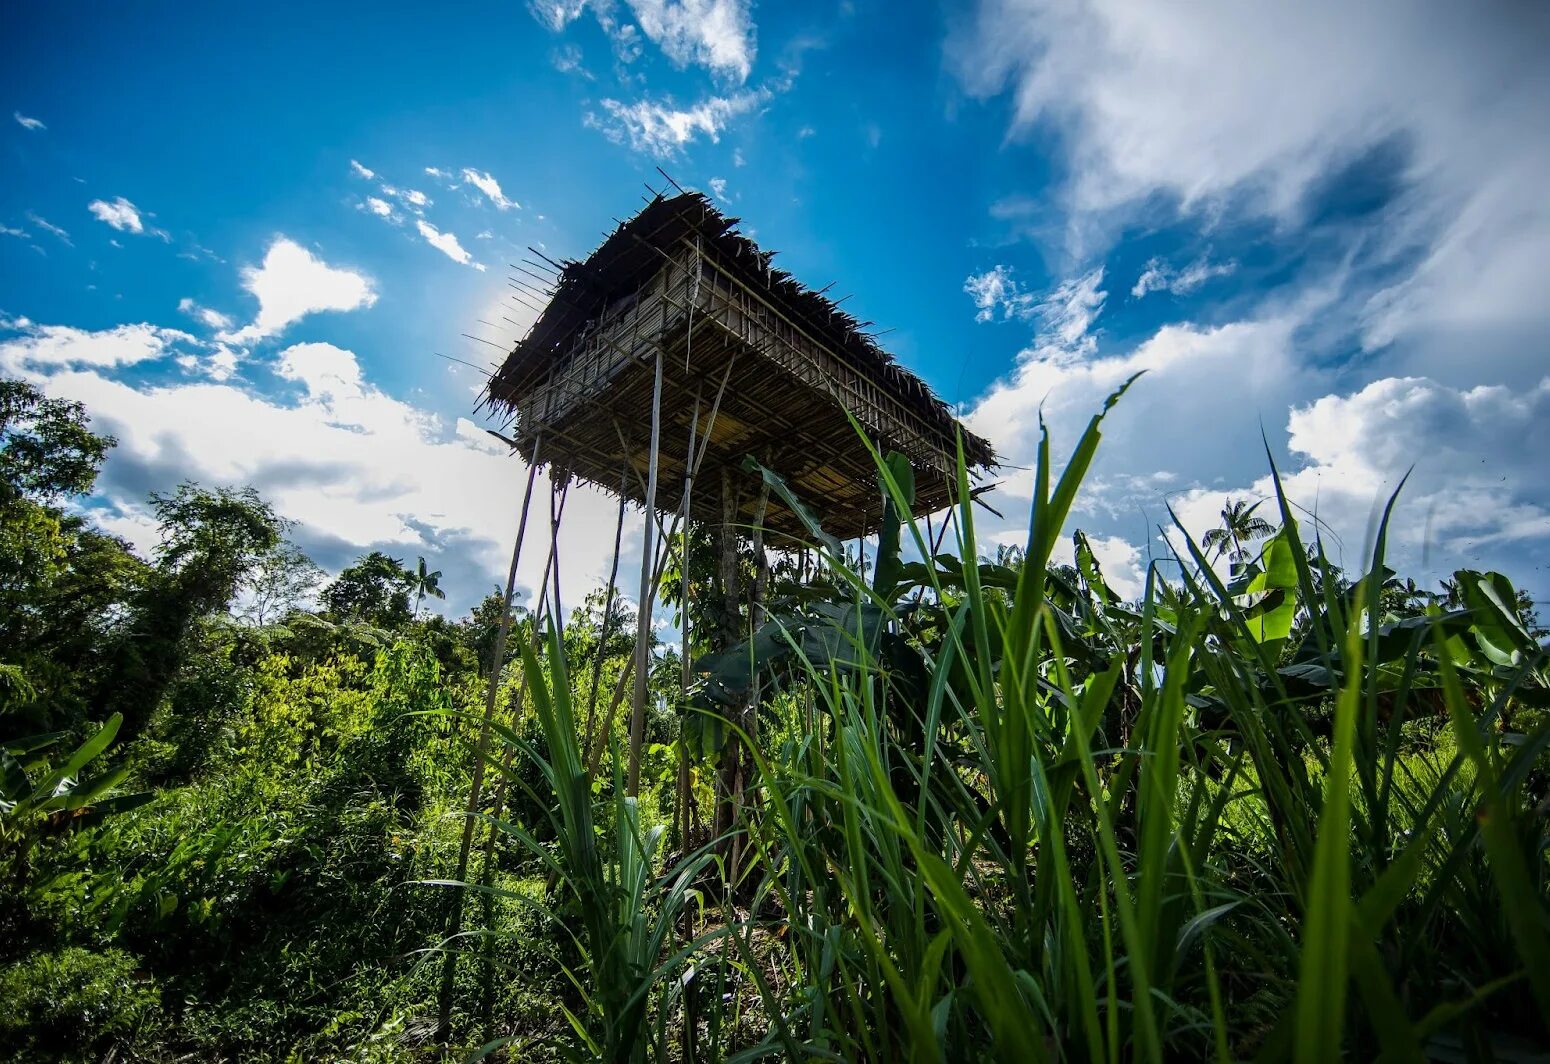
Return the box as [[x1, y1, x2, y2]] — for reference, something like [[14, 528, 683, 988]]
[[2, 374, 1546, 1061]]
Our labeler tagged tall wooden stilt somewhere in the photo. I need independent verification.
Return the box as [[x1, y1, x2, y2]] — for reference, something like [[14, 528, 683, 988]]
[[627, 343, 665, 797], [437, 440, 543, 1042], [582, 466, 629, 752]]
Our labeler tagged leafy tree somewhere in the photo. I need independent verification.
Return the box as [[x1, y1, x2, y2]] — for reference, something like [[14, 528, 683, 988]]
[[100, 484, 284, 738], [239, 541, 324, 626], [411, 555, 445, 616], [0, 379, 140, 731], [321, 551, 416, 630], [1202, 498, 1276, 569], [0, 379, 113, 504], [458, 589, 527, 678]]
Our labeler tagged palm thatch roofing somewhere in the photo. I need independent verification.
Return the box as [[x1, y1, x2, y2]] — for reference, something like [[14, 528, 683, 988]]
[[481, 192, 995, 542]]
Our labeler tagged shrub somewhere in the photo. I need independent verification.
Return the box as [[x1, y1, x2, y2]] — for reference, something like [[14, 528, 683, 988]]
[[0, 947, 161, 1062]]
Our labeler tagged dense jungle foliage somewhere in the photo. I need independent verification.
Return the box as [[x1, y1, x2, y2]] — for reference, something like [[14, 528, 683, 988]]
[[2, 374, 1547, 1062]]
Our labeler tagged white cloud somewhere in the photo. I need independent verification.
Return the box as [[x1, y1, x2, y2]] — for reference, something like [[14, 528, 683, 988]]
[[178, 297, 233, 331], [1131, 255, 1236, 298], [551, 42, 589, 75], [87, 197, 146, 233], [460, 168, 519, 210], [425, 166, 450, 179], [590, 88, 768, 156], [220, 237, 378, 344], [401, 188, 429, 208], [350, 160, 376, 180], [964, 265, 1036, 323], [13, 111, 45, 131], [708, 176, 728, 201], [475, 230, 494, 240], [624, 0, 756, 82], [0, 319, 197, 372], [361, 196, 399, 222], [415, 219, 484, 270], [530, 0, 588, 31], [955, 0, 1550, 390], [1166, 375, 1550, 579], [0, 224, 26, 240], [205, 345, 240, 382], [21, 338, 635, 612], [1019, 267, 1107, 365]]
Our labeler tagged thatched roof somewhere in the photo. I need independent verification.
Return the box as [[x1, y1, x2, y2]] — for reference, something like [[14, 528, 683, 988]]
[[483, 192, 995, 469], [479, 192, 995, 541]]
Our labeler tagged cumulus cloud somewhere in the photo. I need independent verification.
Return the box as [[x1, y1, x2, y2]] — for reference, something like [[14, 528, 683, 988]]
[[415, 219, 484, 270], [589, 88, 768, 156], [349, 160, 376, 180], [220, 237, 378, 344], [0, 318, 197, 372], [14, 111, 45, 131], [1165, 375, 1550, 580], [21, 338, 634, 611], [461, 168, 519, 210], [1131, 255, 1236, 298]]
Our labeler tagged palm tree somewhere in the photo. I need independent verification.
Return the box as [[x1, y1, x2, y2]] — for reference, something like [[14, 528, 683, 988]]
[[412, 555, 445, 616], [1202, 499, 1276, 572]]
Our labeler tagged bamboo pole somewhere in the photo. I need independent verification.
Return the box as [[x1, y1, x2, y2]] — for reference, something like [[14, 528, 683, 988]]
[[436, 439, 543, 1042], [674, 386, 701, 850], [582, 466, 629, 752], [474, 478, 566, 1035], [583, 356, 736, 778], [627, 342, 665, 796]]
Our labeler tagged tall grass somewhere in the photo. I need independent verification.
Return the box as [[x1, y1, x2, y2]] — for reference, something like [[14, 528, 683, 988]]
[[476, 387, 1549, 1060]]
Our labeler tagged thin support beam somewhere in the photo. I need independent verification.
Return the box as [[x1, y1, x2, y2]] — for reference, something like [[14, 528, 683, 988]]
[[582, 466, 629, 752], [627, 344, 665, 796], [436, 439, 543, 1042]]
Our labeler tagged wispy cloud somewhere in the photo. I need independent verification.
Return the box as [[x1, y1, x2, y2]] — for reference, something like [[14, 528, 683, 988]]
[[589, 88, 768, 156], [25, 212, 71, 246], [625, 0, 756, 82], [360, 196, 400, 223], [1131, 255, 1236, 298], [178, 297, 234, 331], [86, 196, 170, 240], [967, 266, 1108, 365], [415, 219, 485, 270], [461, 168, 519, 210], [349, 159, 376, 180], [13, 111, 45, 131], [964, 265, 1037, 323]]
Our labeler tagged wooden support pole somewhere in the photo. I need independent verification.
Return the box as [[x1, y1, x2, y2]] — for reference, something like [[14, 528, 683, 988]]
[[674, 386, 701, 850], [437, 440, 543, 1042], [582, 466, 629, 752], [627, 343, 665, 796]]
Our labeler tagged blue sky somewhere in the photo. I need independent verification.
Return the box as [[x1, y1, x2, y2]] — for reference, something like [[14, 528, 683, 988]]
[[3, 0, 1548, 614]]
